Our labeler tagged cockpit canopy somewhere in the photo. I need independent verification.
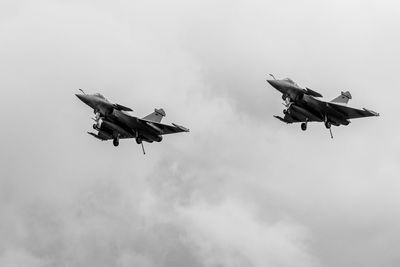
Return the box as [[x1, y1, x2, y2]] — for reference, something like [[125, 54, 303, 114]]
[[283, 78, 299, 87], [94, 93, 107, 101]]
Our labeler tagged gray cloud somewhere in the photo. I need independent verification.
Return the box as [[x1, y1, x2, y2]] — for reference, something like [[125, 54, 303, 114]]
[[1, 0, 399, 267]]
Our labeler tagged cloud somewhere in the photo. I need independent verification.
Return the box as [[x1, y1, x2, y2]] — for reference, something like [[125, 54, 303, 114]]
[[0, 0, 399, 267], [0, 249, 47, 267], [0, 170, 319, 267], [179, 200, 318, 267]]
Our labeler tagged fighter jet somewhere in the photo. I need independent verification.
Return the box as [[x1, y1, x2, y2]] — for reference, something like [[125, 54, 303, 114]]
[[267, 75, 379, 138], [75, 90, 189, 154]]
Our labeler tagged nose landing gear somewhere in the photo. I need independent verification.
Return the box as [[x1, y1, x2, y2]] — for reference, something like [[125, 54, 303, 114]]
[[113, 133, 120, 147]]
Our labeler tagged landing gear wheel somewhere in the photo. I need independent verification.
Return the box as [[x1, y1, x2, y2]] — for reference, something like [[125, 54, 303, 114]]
[[301, 122, 307, 131], [325, 121, 331, 129], [136, 138, 142, 144], [113, 138, 119, 147]]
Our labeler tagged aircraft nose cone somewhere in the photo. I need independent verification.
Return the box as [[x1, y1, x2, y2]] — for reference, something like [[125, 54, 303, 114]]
[[267, 79, 278, 88], [75, 93, 86, 102], [75, 94, 91, 105]]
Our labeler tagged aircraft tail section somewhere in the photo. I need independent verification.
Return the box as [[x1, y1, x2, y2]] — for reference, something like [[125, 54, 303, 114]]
[[330, 91, 352, 105], [142, 108, 166, 122]]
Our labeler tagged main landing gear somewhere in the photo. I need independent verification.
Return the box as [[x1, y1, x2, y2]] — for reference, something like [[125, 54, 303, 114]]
[[136, 137, 146, 155], [325, 121, 333, 139], [299, 119, 334, 139], [301, 119, 309, 131], [113, 137, 119, 147]]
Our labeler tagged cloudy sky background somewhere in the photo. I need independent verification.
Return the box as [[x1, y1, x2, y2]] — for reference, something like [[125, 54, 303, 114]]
[[0, 0, 399, 266]]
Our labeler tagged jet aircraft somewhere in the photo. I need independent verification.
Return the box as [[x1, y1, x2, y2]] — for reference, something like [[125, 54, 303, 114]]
[[76, 90, 189, 154], [267, 75, 379, 138]]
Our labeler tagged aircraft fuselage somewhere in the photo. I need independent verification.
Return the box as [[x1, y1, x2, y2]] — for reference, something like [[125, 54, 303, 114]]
[[76, 93, 163, 144]]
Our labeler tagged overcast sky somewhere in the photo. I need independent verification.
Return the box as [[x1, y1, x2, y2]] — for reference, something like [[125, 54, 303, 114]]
[[0, 0, 399, 266]]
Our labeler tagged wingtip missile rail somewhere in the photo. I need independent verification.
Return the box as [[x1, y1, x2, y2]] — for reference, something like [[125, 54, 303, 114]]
[[172, 123, 190, 132], [363, 108, 380, 117]]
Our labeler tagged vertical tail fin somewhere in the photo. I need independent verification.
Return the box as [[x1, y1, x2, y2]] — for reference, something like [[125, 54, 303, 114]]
[[142, 108, 166, 122], [331, 91, 352, 105]]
